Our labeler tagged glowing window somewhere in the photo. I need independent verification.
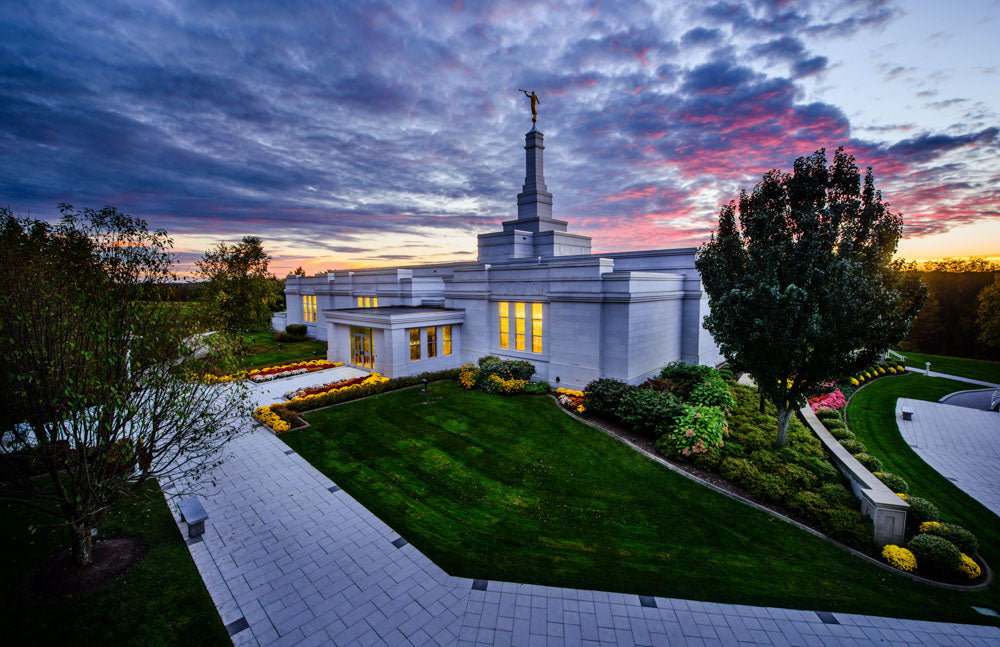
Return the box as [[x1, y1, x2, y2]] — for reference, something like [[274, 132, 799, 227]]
[[409, 328, 420, 360], [364, 297, 371, 308], [356, 296, 362, 307], [531, 303, 543, 353], [303, 295, 317, 323], [515, 302, 525, 351], [372, 297, 378, 307], [443, 325, 452, 355], [498, 302, 509, 349], [427, 327, 437, 358]]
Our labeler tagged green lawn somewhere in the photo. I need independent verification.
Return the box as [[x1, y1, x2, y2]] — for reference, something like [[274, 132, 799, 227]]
[[281, 381, 998, 624], [0, 482, 228, 647], [231, 332, 327, 371], [894, 350, 1000, 384], [847, 373, 1000, 612]]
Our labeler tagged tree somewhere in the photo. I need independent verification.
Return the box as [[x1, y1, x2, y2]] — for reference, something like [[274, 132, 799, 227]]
[[696, 148, 926, 447], [899, 291, 944, 353], [977, 275, 1000, 350], [0, 205, 246, 567], [292, 266, 306, 276], [196, 236, 280, 334]]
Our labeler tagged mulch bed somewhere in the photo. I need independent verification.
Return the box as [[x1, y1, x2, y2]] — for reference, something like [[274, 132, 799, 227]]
[[29, 536, 148, 598]]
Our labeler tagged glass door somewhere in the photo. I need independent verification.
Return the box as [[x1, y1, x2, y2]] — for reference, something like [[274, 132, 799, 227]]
[[350, 326, 374, 369]]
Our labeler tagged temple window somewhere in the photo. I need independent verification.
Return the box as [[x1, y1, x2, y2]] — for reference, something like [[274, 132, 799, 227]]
[[443, 325, 452, 355], [427, 327, 437, 358], [303, 295, 317, 323], [409, 328, 420, 360], [498, 301, 509, 349], [514, 302, 526, 351], [531, 302, 543, 353]]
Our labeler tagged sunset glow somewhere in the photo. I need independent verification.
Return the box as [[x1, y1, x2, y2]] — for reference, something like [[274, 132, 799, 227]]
[[1, 1, 997, 275]]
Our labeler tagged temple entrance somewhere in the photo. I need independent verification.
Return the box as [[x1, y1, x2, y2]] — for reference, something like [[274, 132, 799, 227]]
[[350, 326, 374, 369]]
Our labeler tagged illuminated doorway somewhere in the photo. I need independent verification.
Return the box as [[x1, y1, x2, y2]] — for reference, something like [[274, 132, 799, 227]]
[[350, 326, 374, 369]]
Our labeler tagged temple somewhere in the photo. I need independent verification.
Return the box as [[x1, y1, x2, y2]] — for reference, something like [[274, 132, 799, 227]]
[[276, 126, 722, 389]]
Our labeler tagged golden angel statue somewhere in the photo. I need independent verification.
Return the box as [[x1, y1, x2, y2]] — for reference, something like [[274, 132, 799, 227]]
[[518, 89, 539, 123]]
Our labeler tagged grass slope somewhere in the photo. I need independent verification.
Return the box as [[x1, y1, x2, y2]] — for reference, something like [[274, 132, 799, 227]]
[[0, 482, 228, 647], [282, 381, 997, 623], [233, 332, 327, 371], [847, 373, 1000, 614], [894, 350, 1000, 385]]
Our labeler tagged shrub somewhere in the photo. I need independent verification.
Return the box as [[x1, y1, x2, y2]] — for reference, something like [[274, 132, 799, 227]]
[[805, 458, 841, 484], [658, 361, 717, 399], [882, 545, 917, 572], [477, 356, 535, 381], [958, 553, 982, 580], [719, 458, 786, 501], [821, 419, 847, 430], [899, 494, 939, 525], [820, 507, 873, 548], [839, 439, 866, 454], [687, 374, 736, 410], [658, 405, 727, 458], [828, 427, 855, 441], [616, 388, 684, 437], [774, 463, 817, 490], [873, 472, 909, 494], [818, 482, 858, 509], [273, 331, 306, 342], [907, 534, 961, 575], [285, 323, 307, 337], [919, 521, 979, 555], [853, 453, 883, 472], [458, 364, 478, 390], [482, 374, 528, 395], [583, 378, 634, 419], [789, 491, 830, 521], [817, 409, 842, 422], [523, 381, 551, 395]]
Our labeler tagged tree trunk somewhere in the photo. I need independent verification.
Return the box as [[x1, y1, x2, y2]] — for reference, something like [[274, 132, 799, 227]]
[[71, 524, 93, 567], [775, 407, 794, 448], [759, 392, 766, 414]]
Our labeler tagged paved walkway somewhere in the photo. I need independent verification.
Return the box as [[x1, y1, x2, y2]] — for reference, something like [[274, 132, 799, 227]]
[[903, 367, 1000, 389], [897, 398, 1000, 518], [163, 372, 1000, 646]]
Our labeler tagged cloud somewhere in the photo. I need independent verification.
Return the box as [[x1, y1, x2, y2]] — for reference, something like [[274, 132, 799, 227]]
[[0, 0, 995, 273]]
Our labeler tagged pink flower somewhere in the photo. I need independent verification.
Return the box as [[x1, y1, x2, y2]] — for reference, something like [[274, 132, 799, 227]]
[[685, 429, 695, 438], [682, 448, 690, 457], [694, 412, 702, 419], [718, 440, 724, 447]]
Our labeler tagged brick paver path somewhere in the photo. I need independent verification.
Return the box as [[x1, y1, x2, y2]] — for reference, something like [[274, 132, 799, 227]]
[[165, 372, 1000, 646], [897, 398, 1000, 518]]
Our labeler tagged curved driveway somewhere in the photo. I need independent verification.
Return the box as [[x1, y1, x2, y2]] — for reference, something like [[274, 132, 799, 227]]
[[897, 398, 1000, 517]]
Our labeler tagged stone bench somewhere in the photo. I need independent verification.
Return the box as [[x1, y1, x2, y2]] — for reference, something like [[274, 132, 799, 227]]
[[178, 497, 208, 539], [800, 407, 909, 545]]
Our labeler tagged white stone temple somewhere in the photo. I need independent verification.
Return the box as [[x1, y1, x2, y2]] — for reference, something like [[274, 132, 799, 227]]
[[276, 126, 722, 389]]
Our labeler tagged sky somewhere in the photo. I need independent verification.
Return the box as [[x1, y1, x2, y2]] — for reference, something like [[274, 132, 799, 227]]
[[2, 0, 998, 275]]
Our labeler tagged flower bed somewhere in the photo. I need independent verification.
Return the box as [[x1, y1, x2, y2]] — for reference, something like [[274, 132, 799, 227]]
[[556, 388, 585, 413], [253, 368, 463, 433], [286, 375, 369, 400], [248, 360, 342, 382], [458, 357, 550, 396], [195, 359, 343, 384]]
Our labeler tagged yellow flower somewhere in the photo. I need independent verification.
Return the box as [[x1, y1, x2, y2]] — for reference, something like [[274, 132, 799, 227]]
[[576, 404, 585, 413], [958, 553, 981, 579], [882, 545, 917, 572], [919, 521, 944, 533], [849, 378, 859, 386]]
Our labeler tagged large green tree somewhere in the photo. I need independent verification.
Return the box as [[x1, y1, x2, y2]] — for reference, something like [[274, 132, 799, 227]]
[[196, 235, 280, 334], [977, 275, 1000, 350], [0, 205, 246, 566], [696, 148, 926, 447]]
